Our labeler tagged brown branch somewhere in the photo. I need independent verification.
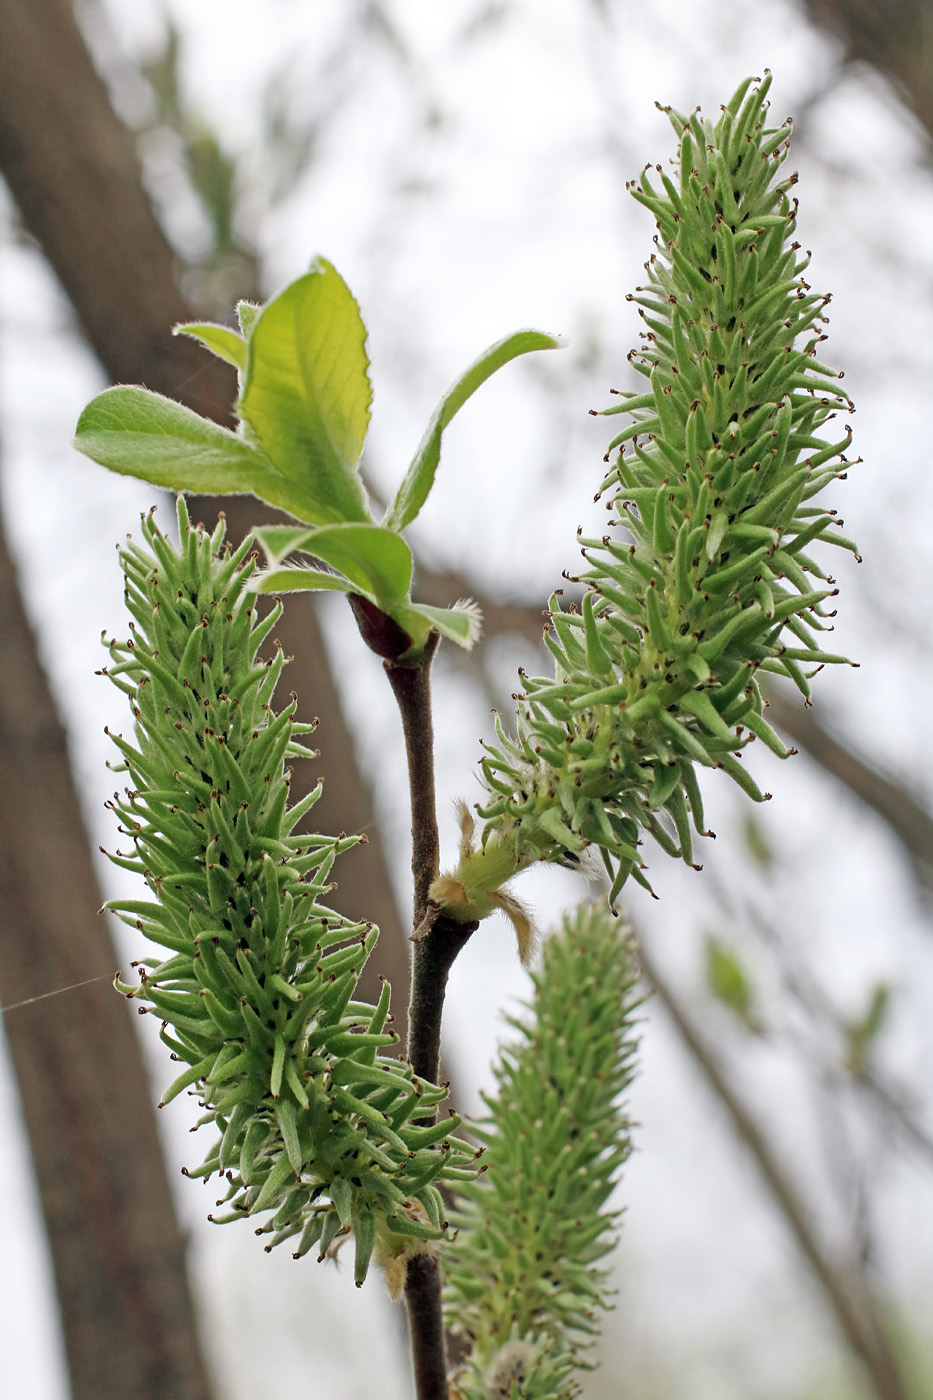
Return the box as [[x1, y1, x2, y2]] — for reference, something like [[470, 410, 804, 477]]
[[350, 616, 476, 1400], [346, 601, 477, 1399], [385, 629, 443, 931], [385, 634, 452, 1400], [638, 937, 913, 1400], [405, 1253, 452, 1400]]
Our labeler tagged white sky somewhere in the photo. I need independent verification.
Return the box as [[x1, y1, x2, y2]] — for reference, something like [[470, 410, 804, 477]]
[[1, 2, 932, 1397]]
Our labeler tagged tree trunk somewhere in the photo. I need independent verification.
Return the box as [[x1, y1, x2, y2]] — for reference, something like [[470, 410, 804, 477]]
[[800, 0, 933, 140], [0, 510, 215, 1400], [0, 4, 410, 1397]]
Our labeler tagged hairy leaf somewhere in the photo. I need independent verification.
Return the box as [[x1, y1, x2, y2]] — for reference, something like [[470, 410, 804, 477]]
[[238, 257, 372, 526], [74, 385, 280, 498], [174, 320, 247, 371]]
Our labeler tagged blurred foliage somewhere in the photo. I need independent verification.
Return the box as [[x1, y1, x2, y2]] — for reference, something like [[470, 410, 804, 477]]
[[704, 933, 764, 1036], [843, 982, 891, 1080]]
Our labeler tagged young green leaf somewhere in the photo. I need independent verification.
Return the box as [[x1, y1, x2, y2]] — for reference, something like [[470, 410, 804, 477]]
[[253, 518, 414, 598], [397, 598, 483, 651], [253, 525, 322, 567], [73, 385, 282, 498], [238, 257, 372, 527], [174, 320, 247, 371], [383, 328, 564, 533], [236, 300, 261, 336], [268, 522, 413, 600], [252, 566, 356, 596]]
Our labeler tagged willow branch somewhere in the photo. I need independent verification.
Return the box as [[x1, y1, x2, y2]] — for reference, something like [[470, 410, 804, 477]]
[[363, 622, 474, 1400], [384, 630, 443, 932], [382, 634, 451, 1400]]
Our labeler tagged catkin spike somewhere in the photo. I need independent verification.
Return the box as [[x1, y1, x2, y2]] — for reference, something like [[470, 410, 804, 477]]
[[102, 502, 475, 1285], [431, 77, 858, 933], [445, 904, 640, 1399]]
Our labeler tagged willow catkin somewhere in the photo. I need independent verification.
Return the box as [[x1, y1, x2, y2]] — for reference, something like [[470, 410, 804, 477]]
[[444, 904, 640, 1399], [432, 73, 859, 933], [102, 499, 475, 1285]]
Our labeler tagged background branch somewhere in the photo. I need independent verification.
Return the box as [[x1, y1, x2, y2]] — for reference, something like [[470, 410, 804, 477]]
[[798, 0, 933, 141], [637, 935, 913, 1400]]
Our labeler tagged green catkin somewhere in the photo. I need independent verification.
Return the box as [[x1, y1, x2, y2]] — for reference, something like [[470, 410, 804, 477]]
[[432, 74, 859, 932], [444, 904, 641, 1400], [103, 500, 475, 1282]]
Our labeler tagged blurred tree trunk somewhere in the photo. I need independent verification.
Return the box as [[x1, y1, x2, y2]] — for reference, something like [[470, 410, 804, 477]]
[[800, 0, 933, 138], [0, 511, 215, 1400], [0, 0, 408, 987], [0, 1, 409, 1396]]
